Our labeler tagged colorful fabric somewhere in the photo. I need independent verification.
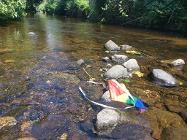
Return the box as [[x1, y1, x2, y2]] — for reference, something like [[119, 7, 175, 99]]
[[108, 79, 146, 109]]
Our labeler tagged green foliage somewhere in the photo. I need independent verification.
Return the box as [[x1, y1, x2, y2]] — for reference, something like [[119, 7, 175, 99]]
[[90, 0, 187, 31], [37, 0, 90, 17], [0, 0, 26, 21], [100, 0, 128, 24]]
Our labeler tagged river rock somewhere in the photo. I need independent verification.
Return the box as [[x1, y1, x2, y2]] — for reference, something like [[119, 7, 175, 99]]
[[171, 59, 185, 66], [143, 107, 186, 139], [161, 127, 187, 140], [0, 117, 18, 140], [77, 59, 85, 66], [105, 65, 129, 79], [105, 40, 120, 51], [101, 90, 111, 102], [111, 54, 128, 64], [179, 109, 187, 123], [96, 109, 120, 134], [120, 44, 132, 51], [123, 59, 140, 72], [102, 57, 110, 62], [151, 69, 177, 87]]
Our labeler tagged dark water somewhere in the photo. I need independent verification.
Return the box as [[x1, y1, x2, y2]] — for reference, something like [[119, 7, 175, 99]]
[[0, 15, 187, 139]]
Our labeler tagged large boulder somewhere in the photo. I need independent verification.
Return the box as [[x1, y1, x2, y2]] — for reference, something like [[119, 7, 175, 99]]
[[171, 59, 185, 66], [105, 65, 129, 79], [105, 40, 120, 51], [111, 54, 128, 64], [123, 59, 140, 72], [151, 69, 177, 87]]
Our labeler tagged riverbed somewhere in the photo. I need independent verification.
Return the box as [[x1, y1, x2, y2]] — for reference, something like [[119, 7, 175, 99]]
[[0, 15, 187, 140]]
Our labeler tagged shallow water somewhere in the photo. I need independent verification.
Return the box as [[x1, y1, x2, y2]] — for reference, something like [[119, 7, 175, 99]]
[[0, 14, 187, 139]]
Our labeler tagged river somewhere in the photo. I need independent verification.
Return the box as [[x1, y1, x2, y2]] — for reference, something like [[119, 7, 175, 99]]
[[0, 14, 187, 140]]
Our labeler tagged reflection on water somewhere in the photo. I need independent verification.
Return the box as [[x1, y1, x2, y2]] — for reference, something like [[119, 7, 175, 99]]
[[0, 14, 187, 139]]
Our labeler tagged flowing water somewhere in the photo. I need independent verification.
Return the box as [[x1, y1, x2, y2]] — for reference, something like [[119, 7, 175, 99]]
[[0, 15, 187, 140]]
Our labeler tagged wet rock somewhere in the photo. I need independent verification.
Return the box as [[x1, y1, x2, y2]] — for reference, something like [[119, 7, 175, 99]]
[[101, 90, 111, 102], [143, 107, 186, 139], [18, 137, 37, 140], [77, 59, 85, 66], [105, 65, 129, 79], [164, 99, 182, 113], [151, 69, 177, 87], [171, 59, 185, 66], [179, 109, 187, 123], [108, 123, 153, 140], [106, 63, 112, 68], [0, 116, 19, 140], [161, 127, 187, 140], [111, 54, 128, 64], [105, 40, 120, 51], [96, 109, 120, 134], [123, 59, 140, 72], [102, 57, 110, 62], [58, 133, 68, 140], [28, 32, 36, 36], [120, 44, 132, 51]]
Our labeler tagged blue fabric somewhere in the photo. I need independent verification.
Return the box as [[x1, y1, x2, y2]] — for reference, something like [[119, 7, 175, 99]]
[[135, 99, 146, 109]]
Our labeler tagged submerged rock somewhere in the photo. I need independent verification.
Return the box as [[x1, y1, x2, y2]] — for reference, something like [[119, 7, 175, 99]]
[[179, 109, 187, 123], [151, 69, 177, 87], [161, 127, 187, 140], [111, 54, 128, 64], [105, 40, 120, 51], [171, 59, 185, 66], [123, 59, 140, 72], [0, 117, 18, 140], [120, 44, 132, 51], [143, 107, 186, 139], [105, 65, 129, 79]]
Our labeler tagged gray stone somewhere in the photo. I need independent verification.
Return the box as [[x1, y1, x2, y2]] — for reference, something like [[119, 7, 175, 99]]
[[123, 59, 140, 71], [105, 40, 120, 51], [102, 57, 110, 62], [28, 32, 36, 36], [152, 69, 177, 87], [101, 91, 111, 102], [171, 59, 185, 66], [77, 59, 84, 66], [96, 109, 120, 132], [120, 44, 132, 51], [105, 65, 129, 79], [111, 54, 128, 64]]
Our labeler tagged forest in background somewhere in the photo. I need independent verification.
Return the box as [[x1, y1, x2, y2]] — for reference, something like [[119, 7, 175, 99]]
[[0, 0, 187, 32]]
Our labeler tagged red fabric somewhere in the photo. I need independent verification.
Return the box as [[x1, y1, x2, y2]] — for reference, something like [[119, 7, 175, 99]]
[[108, 80, 124, 96]]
